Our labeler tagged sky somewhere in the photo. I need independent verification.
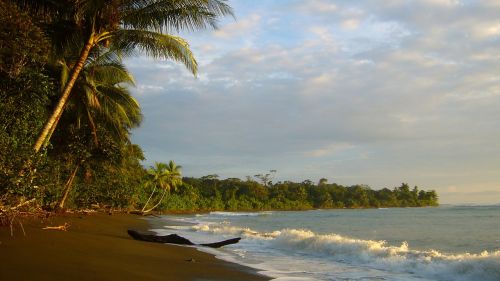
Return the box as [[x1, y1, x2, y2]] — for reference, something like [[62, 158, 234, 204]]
[[126, 0, 500, 205]]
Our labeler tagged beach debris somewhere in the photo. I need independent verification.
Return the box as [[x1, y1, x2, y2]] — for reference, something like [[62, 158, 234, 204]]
[[186, 258, 196, 262], [128, 210, 161, 217], [0, 198, 36, 213], [79, 209, 97, 214], [42, 222, 70, 231], [1, 197, 39, 236], [127, 229, 241, 248]]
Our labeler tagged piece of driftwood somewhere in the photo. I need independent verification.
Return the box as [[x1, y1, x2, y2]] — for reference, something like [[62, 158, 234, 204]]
[[42, 222, 70, 231], [127, 230, 241, 248]]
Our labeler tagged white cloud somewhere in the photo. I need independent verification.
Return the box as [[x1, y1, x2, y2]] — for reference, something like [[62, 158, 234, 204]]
[[341, 19, 360, 30], [309, 26, 334, 41], [446, 185, 458, 192], [391, 114, 420, 124], [297, 0, 338, 14], [471, 21, 500, 38], [422, 0, 461, 7], [214, 14, 261, 39], [309, 72, 335, 87], [305, 143, 355, 157]]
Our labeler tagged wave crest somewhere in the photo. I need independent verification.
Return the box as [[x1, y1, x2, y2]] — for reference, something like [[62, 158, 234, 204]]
[[191, 224, 500, 281]]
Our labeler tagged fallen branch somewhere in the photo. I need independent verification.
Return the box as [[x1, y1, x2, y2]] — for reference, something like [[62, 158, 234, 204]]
[[42, 222, 70, 231], [0, 198, 36, 213]]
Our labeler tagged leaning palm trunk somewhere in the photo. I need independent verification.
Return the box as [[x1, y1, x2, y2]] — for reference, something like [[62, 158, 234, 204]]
[[140, 185, 157, 212], [33, 33, 95, 152], [57, 162, 81, 210], [143, 189, 168, 213], [42, 108, 63, 149]]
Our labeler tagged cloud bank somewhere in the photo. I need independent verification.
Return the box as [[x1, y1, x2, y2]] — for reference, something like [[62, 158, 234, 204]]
[[127, 0, 500, 204]]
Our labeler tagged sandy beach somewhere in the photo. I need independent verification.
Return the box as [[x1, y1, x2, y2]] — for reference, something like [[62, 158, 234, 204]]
[[0, 212, 269, 281]]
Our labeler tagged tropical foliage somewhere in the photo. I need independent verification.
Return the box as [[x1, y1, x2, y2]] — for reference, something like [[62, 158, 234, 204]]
[[0, 0, 232, 214], [25, 0, 232, 152], [141, 161, 182, 213], [166, 178, 438, 211]]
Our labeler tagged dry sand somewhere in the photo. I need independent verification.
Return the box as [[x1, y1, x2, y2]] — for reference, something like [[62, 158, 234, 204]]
[[0, 212, 269, 281]]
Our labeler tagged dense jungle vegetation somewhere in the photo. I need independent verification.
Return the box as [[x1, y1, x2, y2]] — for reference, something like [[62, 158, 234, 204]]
[[0, 0, 437, 217], [163, 179, 438, 211]]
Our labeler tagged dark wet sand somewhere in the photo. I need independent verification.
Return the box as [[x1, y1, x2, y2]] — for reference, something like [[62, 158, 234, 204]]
[[0, 213, 269, 281]]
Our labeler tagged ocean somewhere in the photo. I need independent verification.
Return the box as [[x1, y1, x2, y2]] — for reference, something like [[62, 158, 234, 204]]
[[150, 206, 500, 281]]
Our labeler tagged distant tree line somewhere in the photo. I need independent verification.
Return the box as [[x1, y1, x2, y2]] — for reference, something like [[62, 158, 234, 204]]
[[157, 177, 439, 211]]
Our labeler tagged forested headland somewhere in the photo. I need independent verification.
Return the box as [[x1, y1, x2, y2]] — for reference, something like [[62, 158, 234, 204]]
[[0, 0, 438, 221], [159, 178, 438, 211]]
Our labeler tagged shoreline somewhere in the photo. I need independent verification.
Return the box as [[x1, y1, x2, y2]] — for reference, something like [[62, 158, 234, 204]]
[[158, 205, 441, 215], [0, 212, 270, 281]]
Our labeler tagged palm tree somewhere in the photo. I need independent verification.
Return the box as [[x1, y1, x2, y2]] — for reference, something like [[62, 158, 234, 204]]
[[55, 50, 142, 209], [61, 49, 141, 143], [29, 0, 233, 152], [141, 161, 182, 213]]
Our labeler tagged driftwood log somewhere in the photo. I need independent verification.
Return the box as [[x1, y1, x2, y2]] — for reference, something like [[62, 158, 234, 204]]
[[127, 230, 241, 248]]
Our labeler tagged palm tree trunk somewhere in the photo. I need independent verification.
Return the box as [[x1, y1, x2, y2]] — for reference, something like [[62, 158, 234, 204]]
[[33, 33, 95, 152], [143, 189, 167, 213], [42, 111, 62, 148], [57, 162, 81, 210], [141, 186, 157, 212]]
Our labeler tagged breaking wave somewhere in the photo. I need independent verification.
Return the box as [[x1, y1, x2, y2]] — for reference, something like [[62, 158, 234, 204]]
[[191, 223, 500, 281]]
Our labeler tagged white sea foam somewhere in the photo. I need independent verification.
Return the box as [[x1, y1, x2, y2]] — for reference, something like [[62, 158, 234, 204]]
[[162, 225, 193, 230], [189, 223, 500, 281]]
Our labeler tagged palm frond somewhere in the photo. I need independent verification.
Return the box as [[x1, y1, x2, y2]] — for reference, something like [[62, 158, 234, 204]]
[[146, 160, 183, 192], [112, 29, 197, 74], [62, 49, 142, 145], [58, 59, 70, 90], [93, 84, 142, 129], [122, 0, 234, 33]]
